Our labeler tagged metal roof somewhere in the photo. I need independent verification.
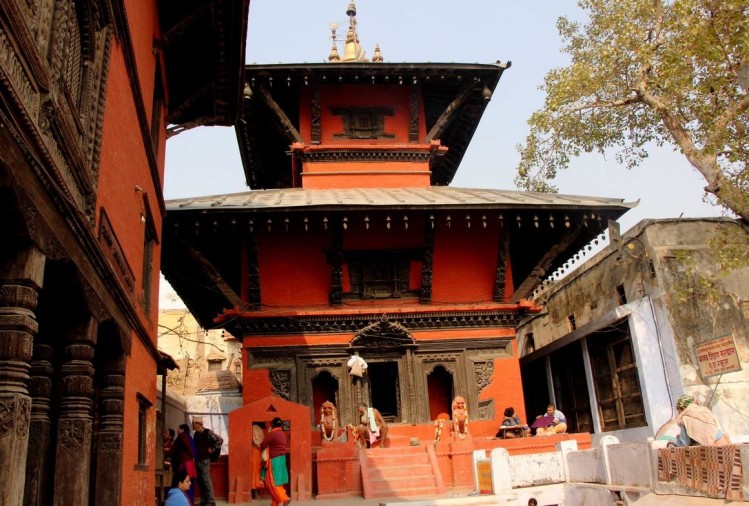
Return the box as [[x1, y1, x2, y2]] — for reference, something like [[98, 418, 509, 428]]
[[167, 187, 635, 212]]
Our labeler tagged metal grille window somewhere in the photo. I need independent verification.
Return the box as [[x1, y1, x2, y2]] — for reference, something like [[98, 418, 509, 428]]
[[588, 321, 646, 431]]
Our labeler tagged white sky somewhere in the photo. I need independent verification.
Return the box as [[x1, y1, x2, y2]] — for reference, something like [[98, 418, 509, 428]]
[[160, 0, 725, 306]]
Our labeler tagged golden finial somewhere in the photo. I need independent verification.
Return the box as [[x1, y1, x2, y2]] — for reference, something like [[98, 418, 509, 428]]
[[372, 44, 383, 63], [328, 23, 340, 62]]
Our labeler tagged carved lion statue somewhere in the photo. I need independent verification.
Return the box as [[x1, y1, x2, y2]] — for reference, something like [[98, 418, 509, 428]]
[[451, 396, 469, 439]]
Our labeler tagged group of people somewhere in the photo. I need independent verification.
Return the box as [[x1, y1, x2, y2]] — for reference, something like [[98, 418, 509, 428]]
[[496, 404, 567, 438], [162, 416, 223, 506]]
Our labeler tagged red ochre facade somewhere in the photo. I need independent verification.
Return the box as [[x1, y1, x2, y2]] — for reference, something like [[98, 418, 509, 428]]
[[218, 73, 541, 500]]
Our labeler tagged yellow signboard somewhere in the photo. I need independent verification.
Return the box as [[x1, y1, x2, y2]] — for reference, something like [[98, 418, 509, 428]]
[[475, 459, 493, 495], [695, 334, 741, 378]]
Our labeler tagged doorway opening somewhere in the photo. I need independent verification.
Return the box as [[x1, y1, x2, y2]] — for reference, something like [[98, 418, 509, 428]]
[[427, 366, 453, 421], [367, 362, 399, 422], [311, 370, 339, 424]]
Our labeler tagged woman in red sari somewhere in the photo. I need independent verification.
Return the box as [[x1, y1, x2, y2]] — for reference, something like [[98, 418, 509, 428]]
[[170, 423, 198, 504], [260, 417, 291, 506]]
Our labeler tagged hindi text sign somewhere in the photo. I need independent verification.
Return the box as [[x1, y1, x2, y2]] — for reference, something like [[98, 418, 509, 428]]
[[695, 335, 741, 378]]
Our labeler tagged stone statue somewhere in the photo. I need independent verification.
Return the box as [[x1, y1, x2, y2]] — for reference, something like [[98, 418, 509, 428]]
[[451, 396, 469, 439], [319, 400, 340, 442]]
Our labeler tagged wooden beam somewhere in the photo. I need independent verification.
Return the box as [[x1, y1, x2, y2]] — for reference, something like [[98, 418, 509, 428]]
[[256, 86, 304, 144], [509, 224, 583, 303], [154, 4, 210, 51], [183, 243, 244, 309], [424, 82, 475, 143]]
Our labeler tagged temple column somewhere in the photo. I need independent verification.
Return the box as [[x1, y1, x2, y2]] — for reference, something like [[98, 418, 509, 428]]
[[53, 317, 97, 506], [93, 353, 125, 506], [24, 339, 54, 506], [0, 244, 45, 506]]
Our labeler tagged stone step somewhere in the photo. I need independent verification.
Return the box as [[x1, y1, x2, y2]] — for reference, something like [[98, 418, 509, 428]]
[[371, 473, 437, 490], [370, 485, 441, 498], [365, 446, 430, 458], [370, 462, 433, 480]]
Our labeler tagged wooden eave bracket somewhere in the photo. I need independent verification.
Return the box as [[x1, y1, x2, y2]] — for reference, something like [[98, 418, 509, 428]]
[[424, 82, 475, 143], [256, 85, 304, 144], [153, 4, 210, 52], [509, 224, 583, 303], [183, 243, 244, 309]]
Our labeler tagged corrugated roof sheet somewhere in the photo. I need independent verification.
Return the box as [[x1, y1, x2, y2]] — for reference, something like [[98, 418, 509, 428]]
[[167, 187, 635, 212]]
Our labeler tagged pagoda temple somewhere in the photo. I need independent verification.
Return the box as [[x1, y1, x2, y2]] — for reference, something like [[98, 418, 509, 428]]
[[161, 2, 634, 500]]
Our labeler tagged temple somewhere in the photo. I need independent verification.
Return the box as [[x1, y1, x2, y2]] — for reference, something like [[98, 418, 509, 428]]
[[160, 2, 634, 501]]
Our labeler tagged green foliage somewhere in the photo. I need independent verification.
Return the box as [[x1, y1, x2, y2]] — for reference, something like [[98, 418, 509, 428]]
[[517, 0, 749, 220]]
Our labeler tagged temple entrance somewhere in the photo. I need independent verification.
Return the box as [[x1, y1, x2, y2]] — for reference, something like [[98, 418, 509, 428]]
[[427, 366, 453, 420], [311, 371, 339, 424], [368, 362, 399, 422]]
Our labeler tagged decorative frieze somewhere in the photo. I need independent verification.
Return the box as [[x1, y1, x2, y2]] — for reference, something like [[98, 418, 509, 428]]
[[299, 148, 433, 163], [237, 310, 522, 335]]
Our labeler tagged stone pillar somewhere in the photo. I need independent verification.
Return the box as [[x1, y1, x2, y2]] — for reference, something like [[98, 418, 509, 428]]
[[53, 318, 97, 506], [24, 339, 54, 506], [0, 245, 45, 506], [93, 355, 125, 506]]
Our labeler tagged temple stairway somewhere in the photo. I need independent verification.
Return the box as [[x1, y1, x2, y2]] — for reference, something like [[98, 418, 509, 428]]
[[359, 444, 446, 499]]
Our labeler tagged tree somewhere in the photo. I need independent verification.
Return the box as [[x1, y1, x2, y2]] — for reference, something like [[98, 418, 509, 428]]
[[516, 0, 749, 222]]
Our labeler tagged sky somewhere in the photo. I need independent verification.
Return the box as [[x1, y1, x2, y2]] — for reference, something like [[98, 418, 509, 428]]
[[160, 0, 725, 305]]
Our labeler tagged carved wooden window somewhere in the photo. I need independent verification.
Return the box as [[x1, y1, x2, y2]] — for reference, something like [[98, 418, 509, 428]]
[[140, 197, 158, 315], [150, 64, 165, 154], [136, 393, 152, 467], [588, 321, 646, 431], [61, 2, 83, 109], [331, 107, 395, 139], [345, 251, 418, 299]]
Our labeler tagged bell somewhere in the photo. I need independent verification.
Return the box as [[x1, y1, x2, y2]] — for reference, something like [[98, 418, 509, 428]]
[[346, 2, 356, 17]]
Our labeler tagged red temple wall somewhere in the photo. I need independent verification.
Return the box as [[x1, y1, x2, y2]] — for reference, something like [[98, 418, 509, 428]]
[[98, 2, 165, 503], [257, 230, 332, 306], [298, 85, 422, 144], [431, 223, 500, 303], [122, 338, 158, 505], [251, 219, 515, 309]]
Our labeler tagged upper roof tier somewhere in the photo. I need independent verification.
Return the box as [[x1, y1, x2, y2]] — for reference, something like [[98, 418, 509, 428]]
[[236, 62, 509, 190]]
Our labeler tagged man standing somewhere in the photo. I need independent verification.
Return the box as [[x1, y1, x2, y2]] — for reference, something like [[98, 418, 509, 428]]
[[191, 416, 222, 506]]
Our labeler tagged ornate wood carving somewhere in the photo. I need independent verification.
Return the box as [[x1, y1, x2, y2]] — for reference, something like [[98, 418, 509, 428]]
[[93, 355, 125, 506], [299, 148, 432, 163], [330, 107, 395, 139], [420, 219, 434, 303], [270, 369, 291, 400], [493, 228, 508, 302], [25, 341, 54, 506], [329, 222, 343, 305], [0, 244, 43, 504], [349, 316, 415, 349], [409, 85, 419, 142], [98, 208, 135, 294], [238, 310, 522, 335], [311, 81, 321, 144], [15, 190, 66, 260], [256, 85, 304, 143], [510, 222, 584, 303], [477, 399, 494, 421], [247, 231, 261, 309], [474, 361, 494, 394], [54, 319, 96, 505]]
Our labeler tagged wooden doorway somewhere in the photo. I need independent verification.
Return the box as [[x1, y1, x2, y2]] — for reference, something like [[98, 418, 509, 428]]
[[367, 362, 399, 422], [427, 366, 453, 420]]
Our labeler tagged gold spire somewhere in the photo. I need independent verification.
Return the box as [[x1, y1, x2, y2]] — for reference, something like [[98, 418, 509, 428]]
[[327, 1, 381, 63], [328, 22, 340, 62], [372, 43, 383, 63]]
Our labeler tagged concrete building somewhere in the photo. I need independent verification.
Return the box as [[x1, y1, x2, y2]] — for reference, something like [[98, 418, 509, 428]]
[[517, 218, 749, 445]]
